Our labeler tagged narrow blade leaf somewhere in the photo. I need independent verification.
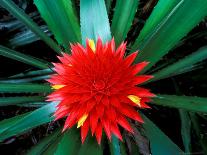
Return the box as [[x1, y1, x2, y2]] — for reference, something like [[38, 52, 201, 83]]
[[34, 0, 81, 49], [111, 0, 139, 45], [148, 46, 207, 83], [151, 95, 207, 113], [131, 0, 207, 72], [0, 0, 61, 54], [0, 45, 49, 69], [0, 96, 44, 106], [0, 83, 52, 93], [0, 102, 57, 142]]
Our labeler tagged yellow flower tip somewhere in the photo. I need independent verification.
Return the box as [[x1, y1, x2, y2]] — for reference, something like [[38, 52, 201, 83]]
[[52, 85, 65, 90], [77, 113, 88, 128], [68, 63, 72, 66], [88, 39, 96, 52], [128, 95, 141, 107]]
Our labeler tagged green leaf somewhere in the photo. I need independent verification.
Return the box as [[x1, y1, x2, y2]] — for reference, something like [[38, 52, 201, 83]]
[[111, 0, 139, 45], [78, 136, 103, 155], [142, 114, 184, 155], [27, 129, 61, 155], [151, 95, 207, 113], [55, 128, 81, 155], [109, 135, 121, 155], [0, 75, 50, 84], [0, 0, 61, 54], [0, 83, 52, 93], [34, 0, 81, 50], [131, 0, 207, 72], [80, 0, 111, 44], [9, 69, 53, 79], [148, 46, 207, 83], [0, 45, 49, 69], [0, 102, 57, 142], [131, 0, 180, 51], [0, 96, 44, 106], [8, 26, 51, 47], [179, 110, 191, 153]]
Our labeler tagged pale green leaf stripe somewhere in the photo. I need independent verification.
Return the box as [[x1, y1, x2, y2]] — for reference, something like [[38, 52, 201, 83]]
[[0, 83, 52, 93], [111, 0, 139, 45], [0, 96, 44, 106], [0, 75, 50, 84], [0, 45, 49, 69], [148, 46, 207, 83], [0, 102, 58, 142], [34, 0, 81, 50], [131, 0, 207, 72], [142, 114, 184, 155], [0, 0, 61, 54], [80, 0, 111, 44], [131, 0, 180, 50], [9, 69, 53, 79], [179, 110, 191, 153], [27, 129, 61, 155], [55, 128, 81, 155], [151, 95, 207, 113]]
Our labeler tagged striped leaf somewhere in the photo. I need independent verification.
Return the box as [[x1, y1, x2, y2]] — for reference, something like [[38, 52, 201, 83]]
[[148, 46, 207, 83], [0, 45, 49, 69], [0, 0, 61, 54], [0, 96, 45, 106], [0, 83, 52, 93], [0, 102, 57, 142], [151, 95, 207, 113], [131, 0, 207, 72], [111, 0, 139, 45], [34, 0, 81, 50], [80, 0, 111, 44]]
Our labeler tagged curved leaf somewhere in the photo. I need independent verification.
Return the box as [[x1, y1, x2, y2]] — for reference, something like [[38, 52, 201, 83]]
[[0, 0, 61, 54], [131, 0, 207, 72], [111, 0, 139, 45], [0, 102, 57, 142], [34, 0, 81, 50], [148, 46, 207, 83], [151, 95, 207, 113], [0, 45, 49, 69]]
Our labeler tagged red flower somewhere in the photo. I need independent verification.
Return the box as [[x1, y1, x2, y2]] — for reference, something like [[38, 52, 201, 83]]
[[47, 38, 154, 144]]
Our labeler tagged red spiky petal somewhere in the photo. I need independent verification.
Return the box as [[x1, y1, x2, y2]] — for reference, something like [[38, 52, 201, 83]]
[[47, 38, 154, 144]]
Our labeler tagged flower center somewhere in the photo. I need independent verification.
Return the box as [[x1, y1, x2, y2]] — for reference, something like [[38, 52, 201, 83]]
[[93, 80, 106, 91]]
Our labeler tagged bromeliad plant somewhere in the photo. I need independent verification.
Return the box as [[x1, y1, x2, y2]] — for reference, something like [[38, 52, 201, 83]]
[[0, 0, 207, 154]]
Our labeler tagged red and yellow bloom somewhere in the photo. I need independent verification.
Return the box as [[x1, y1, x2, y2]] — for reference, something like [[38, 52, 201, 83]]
[[47, 38, 154, 144]]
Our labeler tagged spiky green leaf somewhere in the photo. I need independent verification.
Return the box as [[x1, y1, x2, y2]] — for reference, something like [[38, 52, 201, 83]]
[[111, 0, 139, 45], [0, 96, 44, 106], [0, 0, 61, 54], [151, 95, 207, 113], [0, 83, 52, 93], [0, 102, 57, 142], [0, 45, 49, 69], [131, 0, 207, 72], [34, 0, 81, 50]]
